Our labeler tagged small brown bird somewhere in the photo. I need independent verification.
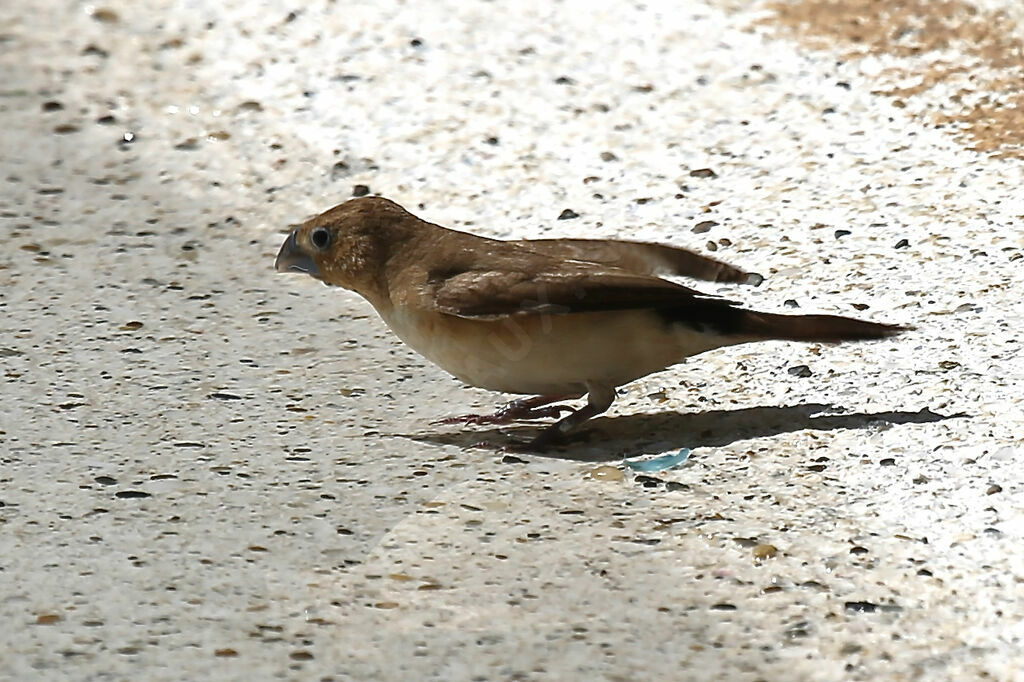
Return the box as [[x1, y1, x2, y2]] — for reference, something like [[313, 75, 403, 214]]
[[275, 197, 908, 450]]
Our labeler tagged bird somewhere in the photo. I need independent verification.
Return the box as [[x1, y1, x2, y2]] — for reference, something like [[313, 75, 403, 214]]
[[274, 196, 909, 450]]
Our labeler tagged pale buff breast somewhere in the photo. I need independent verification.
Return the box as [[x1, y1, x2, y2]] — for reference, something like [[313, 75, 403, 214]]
[[376, 306, 734, 395]]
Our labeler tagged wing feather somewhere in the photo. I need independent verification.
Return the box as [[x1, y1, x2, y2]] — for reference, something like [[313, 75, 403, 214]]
[[514, 238, 763, 285], [430, 265, 736, 319]]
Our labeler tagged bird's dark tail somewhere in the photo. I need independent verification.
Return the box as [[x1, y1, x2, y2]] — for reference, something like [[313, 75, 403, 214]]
[[738, 311, 911, 343]]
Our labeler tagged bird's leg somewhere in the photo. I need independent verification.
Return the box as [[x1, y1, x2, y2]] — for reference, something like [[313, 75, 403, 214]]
[[434, 393, 581, 426], [520, 383, 616, 451]]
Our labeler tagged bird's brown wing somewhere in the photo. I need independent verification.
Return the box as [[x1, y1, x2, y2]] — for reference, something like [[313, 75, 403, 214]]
[[428, 263, 736, 320], [426, 264, 907, 342], [513, 238, 763, 285]]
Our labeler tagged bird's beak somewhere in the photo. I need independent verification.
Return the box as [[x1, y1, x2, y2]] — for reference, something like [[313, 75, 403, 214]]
[[274, 230, 320, 277]]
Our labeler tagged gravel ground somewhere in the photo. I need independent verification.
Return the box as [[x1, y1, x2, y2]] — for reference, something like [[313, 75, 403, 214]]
[[2, 0, 1023, 680]]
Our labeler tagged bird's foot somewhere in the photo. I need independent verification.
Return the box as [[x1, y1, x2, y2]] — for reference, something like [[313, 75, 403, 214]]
[[433, 395, 578, 426], [505, 397, 607, 451]]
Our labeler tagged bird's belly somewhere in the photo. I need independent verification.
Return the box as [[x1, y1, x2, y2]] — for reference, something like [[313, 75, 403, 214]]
[[377, 307, 730, 395]]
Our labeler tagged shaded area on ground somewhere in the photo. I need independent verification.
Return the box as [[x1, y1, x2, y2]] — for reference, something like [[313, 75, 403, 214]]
[[404, 403, 963, 460]]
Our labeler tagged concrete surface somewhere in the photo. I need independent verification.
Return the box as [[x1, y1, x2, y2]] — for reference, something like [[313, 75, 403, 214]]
[[2, 0, 1023, 679]]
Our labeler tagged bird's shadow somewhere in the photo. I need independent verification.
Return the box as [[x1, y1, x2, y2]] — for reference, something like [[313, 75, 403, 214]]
[[400, 403, 966, 462]]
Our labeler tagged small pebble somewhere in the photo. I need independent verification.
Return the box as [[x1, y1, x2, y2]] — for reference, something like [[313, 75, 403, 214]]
[[115, 490, 152, 499], [90, 7, 119, 22], [557, 208, 579, 220], [688, 168, 717, 178], [388, 573, 414, 581], [588, 465, 624, 481], [692, 220, 717, 233], [352, 184, 370, 197], [787, 364, 812, 378], [752, 543, 777, 560]]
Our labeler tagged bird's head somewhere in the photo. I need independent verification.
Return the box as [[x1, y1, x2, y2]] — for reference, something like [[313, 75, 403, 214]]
[[274, 196, 412, 297]]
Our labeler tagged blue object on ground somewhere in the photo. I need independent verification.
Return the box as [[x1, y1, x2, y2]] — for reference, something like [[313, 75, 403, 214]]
[[625, 448, 692, 472]]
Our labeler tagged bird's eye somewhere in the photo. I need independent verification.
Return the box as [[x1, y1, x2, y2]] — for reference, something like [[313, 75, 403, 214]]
[[310, 226, 331, 250]]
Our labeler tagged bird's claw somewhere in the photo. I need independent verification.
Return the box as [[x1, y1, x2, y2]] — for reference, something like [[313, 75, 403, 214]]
[[433, 403, 575, 427], [432, 414, 500, 426]]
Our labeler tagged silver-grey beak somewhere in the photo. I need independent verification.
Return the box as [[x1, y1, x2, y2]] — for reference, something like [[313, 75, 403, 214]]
[[274, 230, 320, 276]]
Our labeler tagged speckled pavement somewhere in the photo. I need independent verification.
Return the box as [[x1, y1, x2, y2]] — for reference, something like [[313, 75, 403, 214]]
[[2, 1, 1023, 680]]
